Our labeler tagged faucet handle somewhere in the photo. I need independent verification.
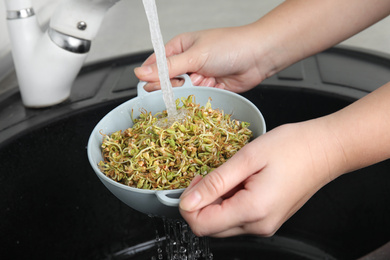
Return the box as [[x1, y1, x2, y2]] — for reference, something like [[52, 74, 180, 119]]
[[48, 28, 91, 54], [50, 0, 121, 41]]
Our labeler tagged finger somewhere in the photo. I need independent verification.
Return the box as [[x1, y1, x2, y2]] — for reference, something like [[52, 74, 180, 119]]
[[179, 139, 266, 212], [180, 186, 255, 236], [142, 53, 157, 66], [185, 161, 322, 238], [135, 33, 197, 82], [199, 77, 216, 87], [142, 78, 185, 92], [190, 73, 225, 89], [141, 34, 185, 67], [135, 50, 203, 83], [189, 73, 204, 86], [142, 81, 161, 92], [214, 82, 226, 89], [181, 175, 203, 197], [208, 219, 278, 238], [207, 226, 246, 238], [134, 63, 157, 82], [220, 181, 245, 200], [207, 208, 281, 238], [181, 167, 285, 237]]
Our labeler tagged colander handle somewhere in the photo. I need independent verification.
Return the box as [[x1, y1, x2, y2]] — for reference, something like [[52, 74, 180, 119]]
[[156, 189, 184, 207], [137, 74, 193, 97]]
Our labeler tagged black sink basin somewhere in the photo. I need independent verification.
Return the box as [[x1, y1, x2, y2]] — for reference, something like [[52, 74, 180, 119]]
[[1, 48, 389, 260]]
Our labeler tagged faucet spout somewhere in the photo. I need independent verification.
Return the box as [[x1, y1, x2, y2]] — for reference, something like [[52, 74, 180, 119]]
[[5, 0, 121, 108]]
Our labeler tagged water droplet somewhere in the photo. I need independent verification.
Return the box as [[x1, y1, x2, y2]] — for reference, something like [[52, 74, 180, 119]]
[[149, 216, 212, 259]]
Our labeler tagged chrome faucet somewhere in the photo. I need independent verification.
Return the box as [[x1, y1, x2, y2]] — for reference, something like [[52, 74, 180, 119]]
[[5, 0, 120, 107]]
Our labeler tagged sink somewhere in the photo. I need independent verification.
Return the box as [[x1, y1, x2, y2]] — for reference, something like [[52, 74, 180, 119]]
[[0, 47, 389, 259]]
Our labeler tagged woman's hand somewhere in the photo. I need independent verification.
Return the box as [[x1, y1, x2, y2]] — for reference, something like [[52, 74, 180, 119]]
[[179, 118, 342, 237], [134, 0, 390, 238], [135, 0, 390, 94], [134, 26, 274, 93], [179, 82, 390, 237]]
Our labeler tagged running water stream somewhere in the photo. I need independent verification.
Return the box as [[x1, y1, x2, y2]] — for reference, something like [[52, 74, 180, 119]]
[[142, 1, 213, 259], [142, 0, 177, 118], [151, 217, 213, 260]]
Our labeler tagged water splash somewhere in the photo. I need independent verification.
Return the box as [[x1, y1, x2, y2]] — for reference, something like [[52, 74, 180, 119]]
[[151, 216, 213, 260]]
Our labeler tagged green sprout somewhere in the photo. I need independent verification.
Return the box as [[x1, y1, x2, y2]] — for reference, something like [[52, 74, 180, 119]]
[[98, 95, 253, 190]]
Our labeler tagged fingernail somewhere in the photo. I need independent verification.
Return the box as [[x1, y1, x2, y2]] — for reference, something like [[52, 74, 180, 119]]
[[135, 65, 152, 76], [215, 83, 226, 89], [201, 78, 215, 87], [180, 190, 201, 211], [190, 74, 203, 85]]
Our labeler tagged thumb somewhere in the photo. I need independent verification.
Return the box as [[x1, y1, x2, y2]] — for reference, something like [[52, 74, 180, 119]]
[[134, 51, 198, 82], [179, 141, 263, 212]]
